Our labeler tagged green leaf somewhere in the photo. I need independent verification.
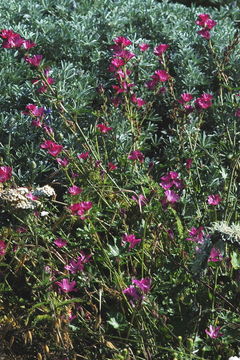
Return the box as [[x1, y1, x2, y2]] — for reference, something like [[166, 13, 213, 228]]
[[231, 251, 240, 269]]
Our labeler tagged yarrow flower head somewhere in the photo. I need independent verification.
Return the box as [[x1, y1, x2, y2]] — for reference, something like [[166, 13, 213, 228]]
[[0, 166, 12, 183], [205, 325, 223, 339]]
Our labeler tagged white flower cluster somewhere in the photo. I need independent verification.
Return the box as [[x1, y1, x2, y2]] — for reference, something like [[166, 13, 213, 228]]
[[0, 185, 56, 210], [0, 187, 39, 209]]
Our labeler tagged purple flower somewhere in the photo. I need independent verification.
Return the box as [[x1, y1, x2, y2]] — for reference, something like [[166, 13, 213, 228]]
[[139, 43, 149, 52], [122, 234, 142, 249], [159, 171, 183, 190], [205, 325, 223, 339], [132, 278, 151, 294], [65, 252, 91, 274], [123, 285, 141, 302], [128, 150, 144, 163], [0, 240, 7, 256], [0, 166, 12, 183], [208, 194, 222, 205], [54, 238, 67, 248], [208, 247, 223, 262], [186, 226, 205, 244], [55, 278, 77, 293], [68, 185, 83, 196], [164, 190, 180, 203], [56, 158, 69, 167]]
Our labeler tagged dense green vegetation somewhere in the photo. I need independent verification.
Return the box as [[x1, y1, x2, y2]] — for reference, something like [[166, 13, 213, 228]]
[[0, 0, 239, 359]]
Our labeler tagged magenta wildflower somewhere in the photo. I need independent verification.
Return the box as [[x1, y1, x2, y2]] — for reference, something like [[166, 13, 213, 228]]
[[25, 192, 39, 201], [208, 247, 223, 262], [205, 325, 223, 339], [68, 185, 83, 195], [152, 69, 170, 82], [40, 140, 63, 157], [154, 44, 169, 56], [122, 234, 142, 249], [131, 94, 146, 107], [108, 162, 118, 171], [139, 43, 149, 52], [185, 158, 193, 170], [77, 152, 90, 160], [159, 171, 183, 190], [56, 158, 69, 167], [186, 226, 205, 244], [128, 150, 144, 163], [22, 39, 36, 49], [132, 194, 148, 209], [0, 240, 7, 256], [25, 54, 43, 67], [111, 58, 125, 68], [54, 238, 67, 248], [1, 32, 24, 48], [132, 278, 151, 294], [55, 278, 77, 293], [164, 190, 180, 203], [178, 93, 193, 104], [208, 194, 222, 205], [68, 201, 92, 220], [96, 123, 113, 133], [113, 36, 132, 49], [197, 29, 211, 40], [195, 93, 213, 109], [0, 166, 12, 183], [64, 252, 91, 274], [113, 49, 135, 61], [23, 104, 45, 117], [123, 277, 152, 305], [196, 14, 217, 30], [123, 285, 141, 302]]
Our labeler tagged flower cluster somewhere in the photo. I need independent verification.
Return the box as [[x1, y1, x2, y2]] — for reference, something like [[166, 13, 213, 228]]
[[160, 171, 183, 207], [65, 252, 91, 274], [196, 14, 217, 40], [40, 140, 63, 157], [68, 201, 92, 220], [109, 36, 146, 108], [123, 278, 151, 305], [177, 92, 213, 112], [0, 29, 36, 49]]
